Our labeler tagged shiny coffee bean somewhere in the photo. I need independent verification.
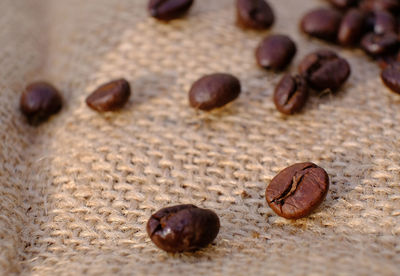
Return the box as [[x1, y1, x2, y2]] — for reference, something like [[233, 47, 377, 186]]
[[236, 0, 274, 30], [20, 82, 62, 125], [86, 79, 131, 112], [300, 8, 342, 41], [360, 32, 398, 56], [147, 204, 220, 253], [367, 10, 397, 34], [381, 62, 400, 94], [256, 34, 297, 71], [359, 0, 400, 13], [265, 162, 329, 219], [148, 0, 194, 21], [273, 74, 308, 115], [338, 8, 367, 46], [327, 0, 359, 9], [189, 73, 241, 110], [299, 49, 351, 91]]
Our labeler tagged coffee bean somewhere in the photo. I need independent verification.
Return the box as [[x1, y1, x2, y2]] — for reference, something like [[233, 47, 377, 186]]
[[360, 32, 398, 56], [148, 0, 194, 21], [189, 73, 241, 111], [377, 50, 400, 68], [265, 162, 329, 219], [300, 8, 342, 41], [236, 0, 274, 30], [327, 0, 359, 9], [273, 74, 309, 115], [381, 62, 400, 94], [299, 49, 351, 91], [256, 34, 297, 71], [338, 9, 367, 46], [146, 204, 220, 253], [20, 82, 62, 125], [359, 0, 400, 13], [367, 10, 397, 34], [86, 79, 131, 112]]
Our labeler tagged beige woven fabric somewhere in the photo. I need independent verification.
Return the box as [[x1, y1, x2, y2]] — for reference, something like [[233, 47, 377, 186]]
[[1, 0, 400, 275]]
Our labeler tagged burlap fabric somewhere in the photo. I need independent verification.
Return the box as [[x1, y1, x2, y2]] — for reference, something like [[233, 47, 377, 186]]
[[1, 0, 399, 275]]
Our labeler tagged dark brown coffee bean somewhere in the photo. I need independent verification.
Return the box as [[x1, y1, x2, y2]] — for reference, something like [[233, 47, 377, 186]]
[[189, 73, 241, 111], [273, 74, 309, 115], [148, 0, 194, 21], [338, 9, 367, 46], [256, 35, 297, 71], [328, 0, 359, 9], [300, 8, 342, 41], [265, 162, 329, 219], [236, 0, 274, 30], [147, 204, 220, 253], [359, 0, 400, 13], [367, 10, 397, 34], [86, 79, 131, 112], [299, 49, 351, 91], [360, 32, 398, 56], [377, 50, 400, 68], [381, 62, 400, 94], [20, 82, 62, 125]]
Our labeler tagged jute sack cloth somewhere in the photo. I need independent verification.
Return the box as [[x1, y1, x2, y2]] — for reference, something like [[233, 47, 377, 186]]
[[0, 0, 399, 275]]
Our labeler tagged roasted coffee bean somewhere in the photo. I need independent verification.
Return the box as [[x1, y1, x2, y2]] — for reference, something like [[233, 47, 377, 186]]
[[256, 34, 297, 71], [20, 82, 62, 125], [86, 79, 131, 112], [338, 8, 367, 45], [236, 0, 274, 30], [265, 162, 329, 219], [377, 50, 400, 68], [300, 8, 342, 41], [299, 49, 351, 91], [360, 32, 398, 56], [366, 10, 397, 34], [381, 62, 400, 94], [189, 73, 241, 110], [148, 0, 194, 21], [147, 204, 220, 253], [273, 74, 308, 115], [327, 0, 359, 9], [359, 0, 400, 13]]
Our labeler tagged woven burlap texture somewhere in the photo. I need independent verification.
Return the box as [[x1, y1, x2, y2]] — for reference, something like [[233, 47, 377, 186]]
[[1, 0, 399, 275]]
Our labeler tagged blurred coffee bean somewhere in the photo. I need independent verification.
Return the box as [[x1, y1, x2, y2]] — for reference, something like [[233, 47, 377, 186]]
[[236, 0, 274, 30], [338, 8, 367, 45], [148, 0, 194, 21], [20, 82, 62, 125], [361, 32, 399, 56], [299, 49, 351, 91], [256, 34, 297, 70], [273, 74, 309, 115], [300, 8, 343, 41]]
